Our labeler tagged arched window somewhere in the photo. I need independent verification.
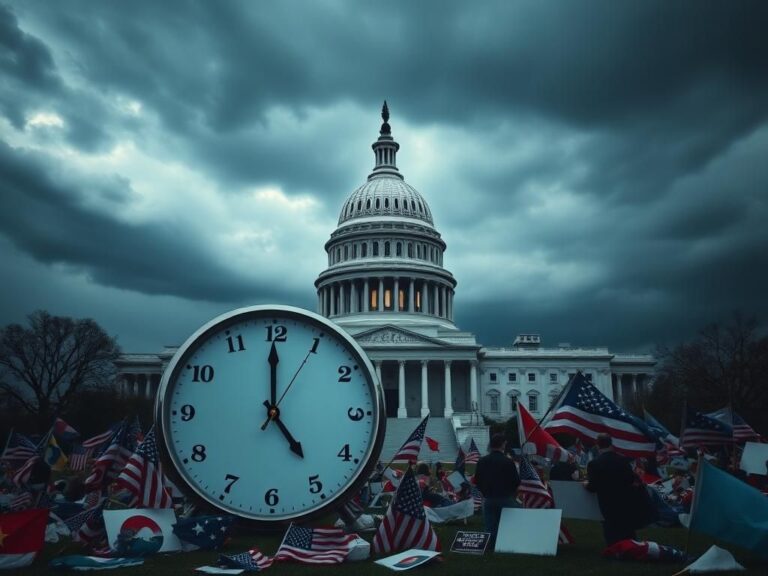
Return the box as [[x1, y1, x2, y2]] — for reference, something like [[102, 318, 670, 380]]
[[362, 243, 368, 257], [375, 198, 380, 209], [508, 390, 520, 412], [418, 201, 423, 213], [336, 248, 340, 262], [487, 391, 500, 413], [373, 242, 379, 256], [357, 200, 362, 211], [411, 200, 416, 211], [396, 242, 402, 257], [549, 388, 560, 409], [527, 390, 540, 413], [366, 199, 371, 209], [353, 244, 358, 259], [344, 245, 348, 260], [394, 198, 399, 209], [384, 198, 389, 208], [408, 243, 413, 258], [416, 245, 421, 259], [384, 241, 390, 257]]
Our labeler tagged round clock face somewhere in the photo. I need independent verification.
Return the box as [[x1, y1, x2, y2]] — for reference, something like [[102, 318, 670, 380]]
[[156, 305, 385, 523]]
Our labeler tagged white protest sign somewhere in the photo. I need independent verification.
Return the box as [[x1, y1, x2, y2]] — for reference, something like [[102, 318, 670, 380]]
[[374, 549, 440, 571], [549, 480, 603, 520], [494, 508, 561, 556], [740, 442, 768, 475], [103, 508, 181, 554], [446, 471, 466, 491]]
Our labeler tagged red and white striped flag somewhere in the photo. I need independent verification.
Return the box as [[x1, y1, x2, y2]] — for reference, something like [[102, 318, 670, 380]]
[[373, 467, 441, 554], [9, 491, 33, 511], [11, 456, 39, 488], [113, 426, 173, 508], [464, 438, 481, 464], [68, 444, 92, 472], [274, 524, 357, 564], [391, 415, 429, 463]]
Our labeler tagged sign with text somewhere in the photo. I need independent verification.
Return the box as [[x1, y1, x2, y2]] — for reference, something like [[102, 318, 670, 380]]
[[450, 531, 491, 555]]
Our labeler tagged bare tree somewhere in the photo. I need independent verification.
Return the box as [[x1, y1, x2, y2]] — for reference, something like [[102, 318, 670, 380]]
[[0, 310, 120, 425]]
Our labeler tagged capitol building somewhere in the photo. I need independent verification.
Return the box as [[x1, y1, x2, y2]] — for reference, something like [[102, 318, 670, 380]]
[[117, 104, 655, 455]]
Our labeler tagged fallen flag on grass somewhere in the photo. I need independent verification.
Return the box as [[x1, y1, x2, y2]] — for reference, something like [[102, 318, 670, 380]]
[[173, 515, 234, 550], [218, 548, 274, 571], [0, 508, 48, 569], [274, 524, 358, 565], [602, 539, 687, 562]]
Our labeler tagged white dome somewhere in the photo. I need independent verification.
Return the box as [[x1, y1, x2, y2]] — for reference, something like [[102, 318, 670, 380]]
[[338, 175, 434, 226]]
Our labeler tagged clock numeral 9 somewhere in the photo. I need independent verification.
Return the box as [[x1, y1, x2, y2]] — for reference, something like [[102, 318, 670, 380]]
[[265, 488, 279, 506], [224, 474, 239, 494], [265, 325, 287, 342], [347, 407, 364, 421], [191, 444, 207, 462], [337, 444, 352, 461], [191, 365, 214, 382], [180, 405, 195, 421], [338, 366, 352, 382], [308, 475, 323, 494]]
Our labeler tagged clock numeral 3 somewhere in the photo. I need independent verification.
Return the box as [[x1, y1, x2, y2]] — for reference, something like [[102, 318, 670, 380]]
[[191, 444, 207, 462], [347, 407, 364, 421], [338, 366, 352, 382], [180, 405, 195, 421], [337, 444, 352, 461], [191, 365, 214, 382], [226, 334, 246, 353], [224, 474, 239, 494], [308, 475, 323, 494], [265, 488, 279, 506], [265, 325, 287, 342]]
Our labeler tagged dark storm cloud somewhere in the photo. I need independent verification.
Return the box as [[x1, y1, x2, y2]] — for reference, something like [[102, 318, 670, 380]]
[[0, 141, 289, 302]]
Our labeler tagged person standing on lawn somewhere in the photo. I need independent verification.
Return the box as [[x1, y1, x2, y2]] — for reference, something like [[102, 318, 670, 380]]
[[474, 433, 520, 547]]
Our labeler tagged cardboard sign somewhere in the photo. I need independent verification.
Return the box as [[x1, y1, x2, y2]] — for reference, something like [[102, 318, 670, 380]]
[[446, 471, 466, 491], [103, 508, 181, 554], [374, 549, 440, 571], [740, 442, 768, 476], [450, 531, 491, 555], [494, 508, 562, 556], [549, 480, 603, 521]]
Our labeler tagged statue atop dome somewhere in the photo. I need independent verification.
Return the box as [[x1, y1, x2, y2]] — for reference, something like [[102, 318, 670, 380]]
[[380, 100, 391, 135]]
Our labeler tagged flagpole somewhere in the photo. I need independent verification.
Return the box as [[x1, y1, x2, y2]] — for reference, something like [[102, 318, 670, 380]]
[[0, 426, 14, 460]]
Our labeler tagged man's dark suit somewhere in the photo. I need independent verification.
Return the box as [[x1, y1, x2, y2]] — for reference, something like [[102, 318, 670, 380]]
[[586, 449, 642, 545]]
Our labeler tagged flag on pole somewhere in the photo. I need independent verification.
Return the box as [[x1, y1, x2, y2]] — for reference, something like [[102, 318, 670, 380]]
[[517, 402, 573, 463], [84, 419, 141, 493], [68, 444, 92, 472], [274, 524, 357, 564], [114, 426, 173, 509], [391, 415, 429, 463], [10, 456, 39, 488], [642, 409, 679, 446], [464, 438, 481, 463], [0, 508, 48, 569], [689, 458, 768, 558], [680, 408, 734, 449], [543, 373, 656, 458], [705, 406, 760, 443], [64, 504, 106, 546], [372, 467, 440, 554], [53, 417, 80, 444], [82, 422, 122, 451], [425, 437, 439, 452], [44, 435, 68, 471], [0, 432, 37, 466]]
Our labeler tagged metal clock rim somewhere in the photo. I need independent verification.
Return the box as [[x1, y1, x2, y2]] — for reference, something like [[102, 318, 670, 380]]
[[154, 304, 386, 526]]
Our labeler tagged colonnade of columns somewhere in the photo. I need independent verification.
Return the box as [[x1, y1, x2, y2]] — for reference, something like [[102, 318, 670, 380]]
[[612, 372, 650, 405], [318, 277, 454, 320], [371, 358, 478, 419], [118, 373, 161, 399]]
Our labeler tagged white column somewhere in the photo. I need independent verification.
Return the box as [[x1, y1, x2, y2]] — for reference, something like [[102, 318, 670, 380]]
[[420, 360, 430, 417], [433, 284, 439, 316], [441, 286, 447, 318], [330, 284, 336, 316], [409, 278, 415, 312], [397, 361, 407, 418], [443, 360, 453, 417], [615, 373, 623, 405], [339, 281, 346, 315], [375, 361, 382, 386], [145, 375, 153, 399], [378, 278, 384, 312], [350, 281, 357, 313], [421, 281, 428, 314], [317, 291, 322, 314], [394, 277, 400, 312], [470, 360, 478, 411], [631, 373, 637, 396], [133, 375, 139, 396], [363, 279, 370, 312]]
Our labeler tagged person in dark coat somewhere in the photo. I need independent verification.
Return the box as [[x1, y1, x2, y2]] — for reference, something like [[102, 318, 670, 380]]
[[474, 434, 520, 547], [585, 433, 651, 546]]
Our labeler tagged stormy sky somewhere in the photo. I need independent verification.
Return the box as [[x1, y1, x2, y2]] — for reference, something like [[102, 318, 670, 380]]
[[1, 1, 767, 354]]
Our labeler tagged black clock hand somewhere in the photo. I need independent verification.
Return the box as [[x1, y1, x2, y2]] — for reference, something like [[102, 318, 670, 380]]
[[261, 401, 304, 458], [268, 342, 279, 406], [260, 341, 315, 430]]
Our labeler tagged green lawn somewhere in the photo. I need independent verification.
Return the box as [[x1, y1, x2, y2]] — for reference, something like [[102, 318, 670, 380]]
[[21, 517, 764, 575]]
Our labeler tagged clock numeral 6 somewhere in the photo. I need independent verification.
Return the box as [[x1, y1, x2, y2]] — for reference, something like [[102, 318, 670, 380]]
[[308, 474, 323, 494], [224, 474, 239, 494], [337, 444, 352, 461], [347, 407, 364, 421], [180, 404, 195, 421], [265, 488, 279, 506], [265, 325, 287, 342], [191, 365, 214, 382], [191, 444, 207, 462], [338, 366, 352, 382]]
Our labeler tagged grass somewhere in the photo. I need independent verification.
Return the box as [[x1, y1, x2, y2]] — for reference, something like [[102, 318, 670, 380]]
[[20, 517, 765, 575]]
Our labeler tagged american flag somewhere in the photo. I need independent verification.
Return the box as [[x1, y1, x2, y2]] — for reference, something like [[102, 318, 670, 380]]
[[53, 417, 80, 443], [391, 415, 429, 463], [543, 373, 656, 458], [706, 407, 760, 443], [11, 455, 39, 487], [65, 504, 106, 545], [464, 439, 481, 464], [82, 423, 122, 450], [518, 457, 573, 544], [84, 419, 140, 492], [274, 525, 357, 564], [219, 548, 274, 571], [681, 408, 734, 448], [69, 444, 92, 471], [372, 467, 440, 554], [1, 431, 38, 465], [10, 491, 33, 511], [114, 426, 173, 508]]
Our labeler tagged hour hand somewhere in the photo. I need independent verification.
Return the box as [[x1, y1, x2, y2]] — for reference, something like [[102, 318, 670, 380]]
[[261, 400, 303, 458], [268, 342, 279, 406]]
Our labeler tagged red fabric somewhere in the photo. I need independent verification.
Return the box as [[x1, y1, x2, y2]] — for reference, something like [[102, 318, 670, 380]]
[[0, 508, 47, 554], [518, 402, 573, 463], [425, 437, 439, 452]]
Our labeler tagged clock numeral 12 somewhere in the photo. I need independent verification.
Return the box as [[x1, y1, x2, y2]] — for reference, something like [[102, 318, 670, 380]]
[[226, 334, 245, 353], [265, 325, 287, 342]]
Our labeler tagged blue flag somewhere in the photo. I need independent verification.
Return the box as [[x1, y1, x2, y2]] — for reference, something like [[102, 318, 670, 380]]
[[690, 459, 768, 558]]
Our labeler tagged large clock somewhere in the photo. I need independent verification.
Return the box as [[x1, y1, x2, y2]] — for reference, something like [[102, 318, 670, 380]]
[[155, 305, 385, 524]]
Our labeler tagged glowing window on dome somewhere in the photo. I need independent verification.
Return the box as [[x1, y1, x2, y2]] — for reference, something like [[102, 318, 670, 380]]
[[384, 289, 391, 309], [344, 246, 348, 260], [416, 290, 421, 311], [396, 242, 402, 257], [336, 248, 340, 262], [373, 242, 379, 256], [416, 245, 421, 259], [399, 289, 405, 310], [384, 242, 390, 257], [370, 289, 378, 310]]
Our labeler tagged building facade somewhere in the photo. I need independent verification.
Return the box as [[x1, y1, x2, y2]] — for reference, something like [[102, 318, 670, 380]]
[[116, 104, 655, 427]]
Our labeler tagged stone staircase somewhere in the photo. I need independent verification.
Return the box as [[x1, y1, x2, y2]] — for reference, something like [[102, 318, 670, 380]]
[[380, 417, 459, 463]]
